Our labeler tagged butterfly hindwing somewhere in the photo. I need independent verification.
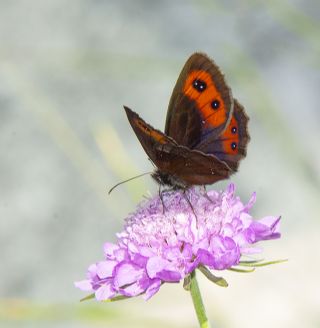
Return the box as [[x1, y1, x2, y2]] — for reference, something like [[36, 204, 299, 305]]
[[197, 99, 250, 171], [162, 147, 231, 186]]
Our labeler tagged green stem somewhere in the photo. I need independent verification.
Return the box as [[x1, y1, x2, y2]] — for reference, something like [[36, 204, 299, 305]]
[[190, 270, 211, 328]]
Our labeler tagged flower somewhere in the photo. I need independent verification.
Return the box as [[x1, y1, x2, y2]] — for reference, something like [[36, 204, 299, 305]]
[[75, 184, 281, 301]]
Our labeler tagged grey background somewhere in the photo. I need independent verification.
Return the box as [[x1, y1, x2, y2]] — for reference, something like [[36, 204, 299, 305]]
[[1, 1, 320, 327]]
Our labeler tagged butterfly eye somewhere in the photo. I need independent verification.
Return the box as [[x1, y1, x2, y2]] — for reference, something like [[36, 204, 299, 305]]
[[192, 79, 207, 92], [231, 142, 237, 150], [231, 126, 237, 134], [211, 100, 220, 110]]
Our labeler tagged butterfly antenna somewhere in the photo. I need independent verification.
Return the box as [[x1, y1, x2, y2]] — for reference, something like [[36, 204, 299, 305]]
[[108, 172, 153, 194]]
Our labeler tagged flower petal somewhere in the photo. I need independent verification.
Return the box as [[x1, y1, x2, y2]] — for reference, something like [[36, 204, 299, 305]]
[[146, 257, 181, 281], [146, 257, 169, 279], [113, 262, 144, 288], [74, 279, 92, 291], [96, 261, 117, 279], [103, 243, 119, 259], [95, 282, 116, 301], [119, 282, 144, 297], [144, 279, 162, 300], [250, 216, 281, 242]]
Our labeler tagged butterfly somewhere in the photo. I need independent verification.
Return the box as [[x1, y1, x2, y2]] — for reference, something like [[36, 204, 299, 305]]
[[124, 53, 250, 190]]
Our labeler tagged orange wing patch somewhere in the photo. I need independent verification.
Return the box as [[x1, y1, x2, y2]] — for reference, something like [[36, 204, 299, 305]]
[[134, 117, 167, 144], [220, 116, 239, 154], [183, 70, 227, 129]]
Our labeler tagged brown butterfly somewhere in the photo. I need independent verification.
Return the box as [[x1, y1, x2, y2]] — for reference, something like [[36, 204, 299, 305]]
[[124, 53, 250, 190]]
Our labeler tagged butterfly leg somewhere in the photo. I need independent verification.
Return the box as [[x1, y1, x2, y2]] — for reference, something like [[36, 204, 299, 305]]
[[182, 189, 197, 219], [158, 184, 168, 214], [201, 185, 214, 203]]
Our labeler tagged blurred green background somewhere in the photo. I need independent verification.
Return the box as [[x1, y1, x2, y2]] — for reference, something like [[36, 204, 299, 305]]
[[1, 1, 320, 327]]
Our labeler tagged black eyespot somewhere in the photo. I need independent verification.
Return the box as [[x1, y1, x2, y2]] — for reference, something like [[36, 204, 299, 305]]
[[231, 142, 237, 150], [192, 79, 207, 92], [231, 126, 237, 134], [211, 100, 220, 110]]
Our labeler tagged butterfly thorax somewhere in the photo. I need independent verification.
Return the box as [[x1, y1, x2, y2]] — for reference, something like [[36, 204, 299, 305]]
[[152, 170, 188, 190]]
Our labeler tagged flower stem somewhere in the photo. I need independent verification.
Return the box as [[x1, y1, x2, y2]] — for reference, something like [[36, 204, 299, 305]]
[[190, 270, 211, 328]]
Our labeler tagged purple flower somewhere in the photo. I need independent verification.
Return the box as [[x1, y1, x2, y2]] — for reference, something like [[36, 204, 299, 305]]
[[75, 184, 280, 301]]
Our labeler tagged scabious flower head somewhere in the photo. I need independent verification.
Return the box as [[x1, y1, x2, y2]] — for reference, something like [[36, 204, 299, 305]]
[[75, 184, 280, 301]]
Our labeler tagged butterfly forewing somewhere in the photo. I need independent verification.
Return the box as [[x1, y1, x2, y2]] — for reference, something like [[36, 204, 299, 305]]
[[165, 53, 233, 148], [124, 106, 177, 169]]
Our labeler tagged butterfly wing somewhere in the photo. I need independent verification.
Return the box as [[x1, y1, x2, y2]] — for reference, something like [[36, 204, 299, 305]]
[[124, 106, 177, 168], [125, 53, 249, 188], [161, 146, 231, 186], [125, 106, 231, 187], [165, 53, 249, 175], [197, 99, 250, 171], [165, 53, 233, 148]]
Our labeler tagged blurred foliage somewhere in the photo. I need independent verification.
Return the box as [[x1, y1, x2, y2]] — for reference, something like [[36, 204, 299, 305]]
[[0, 299, 189, 328]]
